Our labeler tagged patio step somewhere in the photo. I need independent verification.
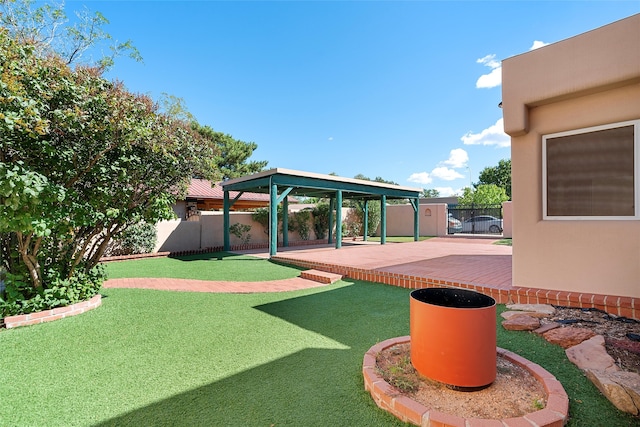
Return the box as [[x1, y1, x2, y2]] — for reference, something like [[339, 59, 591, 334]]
[[300, 269, 343, 284]]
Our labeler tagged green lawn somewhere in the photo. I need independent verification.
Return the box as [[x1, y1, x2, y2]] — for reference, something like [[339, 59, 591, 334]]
[[104, 252, 305, 281], [1, 258, 635, 426], [494, 238, 513, 246]]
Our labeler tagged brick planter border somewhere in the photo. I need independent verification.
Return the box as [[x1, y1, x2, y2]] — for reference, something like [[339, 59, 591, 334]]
[[363, 336, 569, 427], [3, 295, 102, 329]]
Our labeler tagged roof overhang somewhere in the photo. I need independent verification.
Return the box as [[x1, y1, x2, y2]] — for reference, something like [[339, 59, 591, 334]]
[[221, 168, 421, 201]]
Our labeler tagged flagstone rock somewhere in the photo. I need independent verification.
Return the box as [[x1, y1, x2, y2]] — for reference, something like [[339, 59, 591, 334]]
[[501, 315, 540, 331], [501, 310, 552, 320], [543, 327, 596, 349], [565, 335, 619, 373], [610, 371, 640, 411], [506, 303, 556, 316], [534, 322, 562, 335], [586, 369, 640, 415]]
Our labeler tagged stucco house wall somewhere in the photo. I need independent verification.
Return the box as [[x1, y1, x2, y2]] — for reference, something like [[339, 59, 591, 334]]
[[502, 14, 640, 298]]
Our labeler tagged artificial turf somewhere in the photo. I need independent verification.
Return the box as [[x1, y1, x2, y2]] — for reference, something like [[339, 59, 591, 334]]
[[104, 251, 305, 281], [0, 281, 412, 426], [0, 276, 636, 426]]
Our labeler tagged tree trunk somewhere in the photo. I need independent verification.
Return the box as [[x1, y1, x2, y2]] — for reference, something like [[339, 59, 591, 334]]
[[16, 232, 43, 289]]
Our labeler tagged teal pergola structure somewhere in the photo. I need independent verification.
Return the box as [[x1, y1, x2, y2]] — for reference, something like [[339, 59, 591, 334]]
[[221, 168, 422, 257]]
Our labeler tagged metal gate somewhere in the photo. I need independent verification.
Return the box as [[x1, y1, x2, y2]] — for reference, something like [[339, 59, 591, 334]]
[[447, 205, 503, 235]]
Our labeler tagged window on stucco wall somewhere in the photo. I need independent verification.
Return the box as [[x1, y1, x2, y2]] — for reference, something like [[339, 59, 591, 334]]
[[543, 120, 639, 219]]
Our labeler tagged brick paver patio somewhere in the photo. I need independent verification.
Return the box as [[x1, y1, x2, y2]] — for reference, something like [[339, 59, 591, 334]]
[[270, 236, 512, 290], [104, 237, 512, 294]]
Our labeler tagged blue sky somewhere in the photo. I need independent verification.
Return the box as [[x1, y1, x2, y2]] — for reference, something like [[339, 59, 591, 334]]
[[71, 1, 639, 195]]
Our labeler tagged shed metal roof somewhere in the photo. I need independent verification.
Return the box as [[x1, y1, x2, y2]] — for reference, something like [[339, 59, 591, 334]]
[[187, 178, 297, 203]]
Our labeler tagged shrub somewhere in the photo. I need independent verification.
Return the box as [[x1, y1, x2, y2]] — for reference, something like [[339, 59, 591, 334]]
[[105, 222, 157, 256], [0, 266, 104, 318], [352, 202, 380, 237], [229, 223, 252, 244], [311, 202, 330, 239], [251, 207, 271, 235], [251, 206, 288, 236], [290, 210, 312, 240], [343, 209, 362, 237]]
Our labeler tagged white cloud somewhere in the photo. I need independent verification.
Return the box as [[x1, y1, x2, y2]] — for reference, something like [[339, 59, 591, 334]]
[[431, 166, 464, 181], [476, 68, 502, 89], [461, 118, 510, 148], [475, 42, 549, 89], [408, 149, 468, 187], [435, 187, 466, 197], [475, 54, 501, 89], [407, 172, 432, 185], [476, 54, 500, 69], [328, 136, 334, 141], [442, 148, 468, 168], [434, 187, 456, 197], [530, 40, 549, 50]]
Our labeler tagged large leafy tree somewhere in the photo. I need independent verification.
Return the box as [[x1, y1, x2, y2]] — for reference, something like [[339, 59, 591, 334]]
[[156, 96, 266, 181], [348, 174, 403, 236], [0, 0, 141, 69], [422, 188, 440, 198], [457, 184, 509, 207], [477, 159, 511, 199], [0, 29, 218, 314]]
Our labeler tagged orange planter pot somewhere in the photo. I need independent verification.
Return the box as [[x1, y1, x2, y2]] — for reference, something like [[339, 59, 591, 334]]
[[410, 288, 496, 388]]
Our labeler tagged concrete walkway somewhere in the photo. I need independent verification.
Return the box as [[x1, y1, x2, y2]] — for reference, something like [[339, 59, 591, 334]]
[[104, 237, 512, 295]]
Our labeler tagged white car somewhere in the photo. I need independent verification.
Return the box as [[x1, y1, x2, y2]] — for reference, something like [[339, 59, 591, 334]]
[[447, 214, 463, 234], [461, 215, 503, 234]]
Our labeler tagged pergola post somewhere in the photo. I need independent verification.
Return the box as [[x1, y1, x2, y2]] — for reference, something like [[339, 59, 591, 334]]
[[380, 195, 387, 245], [363, 200, 369, 241], [336, 190, 342, 249], [223, 190, 230, 251], [412, 198, 420, 241], [282, 196, 289, 248], [270, 180, 278, 257], [328, 197, 334, 244]]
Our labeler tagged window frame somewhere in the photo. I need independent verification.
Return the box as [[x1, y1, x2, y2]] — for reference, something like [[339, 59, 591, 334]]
[[542, 119, 640, 220]]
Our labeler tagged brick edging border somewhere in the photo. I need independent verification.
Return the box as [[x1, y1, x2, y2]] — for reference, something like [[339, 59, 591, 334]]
[[3, 295, 102, 329], [272, 256, 639, 321], [363, 336, 569, 426]]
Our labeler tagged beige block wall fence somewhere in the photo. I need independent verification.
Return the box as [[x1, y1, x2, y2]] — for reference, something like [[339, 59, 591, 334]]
[[154, 202, 513, 253]]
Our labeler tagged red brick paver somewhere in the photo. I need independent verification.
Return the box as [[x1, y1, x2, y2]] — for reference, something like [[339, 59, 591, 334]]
[[103, 237, 512, 295], [271, 237, 513, 291], [103, 276, 330, 293]]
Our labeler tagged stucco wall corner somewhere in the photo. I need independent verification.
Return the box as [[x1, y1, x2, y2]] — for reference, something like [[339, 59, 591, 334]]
[[501, 62, 529, 137], [501, 103, 528, 137]]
